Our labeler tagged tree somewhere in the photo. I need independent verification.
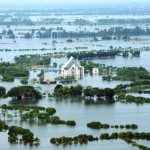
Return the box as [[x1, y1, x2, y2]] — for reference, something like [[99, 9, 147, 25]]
[[24, 32, 32, 39], [117, 93, 126, 100], [7, 29, 13, 35], [104, 88, 115, 99], [0, 86, 6, 97], [2, 29, 6, 35], [83, 87, 94, 99], [54, 84, 63, 96], [46, 108, 56, 115], [7, 86, 42, 100]]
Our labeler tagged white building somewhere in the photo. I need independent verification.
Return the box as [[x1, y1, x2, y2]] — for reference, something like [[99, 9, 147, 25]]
[[92, 68, 99, 75], [61, 56, 84, 78]]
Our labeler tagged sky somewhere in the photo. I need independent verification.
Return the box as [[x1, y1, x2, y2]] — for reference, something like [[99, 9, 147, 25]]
[[0, 0, 149, 5]]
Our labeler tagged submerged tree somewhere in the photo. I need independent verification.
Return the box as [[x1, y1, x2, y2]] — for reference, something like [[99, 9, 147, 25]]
[[7, 86, 42, 100]]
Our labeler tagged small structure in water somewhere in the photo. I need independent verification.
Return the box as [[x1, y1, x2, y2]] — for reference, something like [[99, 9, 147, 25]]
[[92, 68, 99, 75]]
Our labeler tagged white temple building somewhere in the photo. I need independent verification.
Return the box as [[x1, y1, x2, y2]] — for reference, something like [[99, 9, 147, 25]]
[[61, 56, 84, 79]]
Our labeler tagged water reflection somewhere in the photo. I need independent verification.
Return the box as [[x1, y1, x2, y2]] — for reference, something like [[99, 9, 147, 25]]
[[8, 99, 40, 105]]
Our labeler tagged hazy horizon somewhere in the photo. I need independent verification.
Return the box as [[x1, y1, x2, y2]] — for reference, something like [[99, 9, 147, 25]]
[[1, 0, 150, 5]]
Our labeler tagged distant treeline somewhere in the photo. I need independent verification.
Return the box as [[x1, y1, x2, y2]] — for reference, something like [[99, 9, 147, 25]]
[[2, 26, 150, 39], [67, 49, 140, 60], [96, 18, 150, 25]]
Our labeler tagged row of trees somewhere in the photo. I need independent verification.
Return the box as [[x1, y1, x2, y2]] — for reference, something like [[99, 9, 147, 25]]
[[4, 25, 150, 39], [54, 85, 115, 100], [100, 132, 150, 140], [87, 121, 138, 129], [67, 50, 119, 60], [67, 49, 140, 61], [50, 134, 98, 145], [5, 26, 150, 39]]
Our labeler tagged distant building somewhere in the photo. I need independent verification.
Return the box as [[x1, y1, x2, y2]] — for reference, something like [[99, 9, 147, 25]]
[[61, 56, 84, 79], [92, 68, 99, 75]]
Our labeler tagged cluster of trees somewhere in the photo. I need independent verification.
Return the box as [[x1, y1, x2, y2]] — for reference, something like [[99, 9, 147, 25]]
[[7, 86, 42, 100], [67, 49, 141, 61], [0, 105, 46, 111], [21, 107, 56, 121], [83, 87, 115, 100], [108, 67, 150, 81], [1, 29, 15, 39], [0, 104, 76, 126], [21, 113, 76, 126], [0, 120, 9, 131], [122, 50, 140, 57], [50, 131, 150, 149], [54, 85, 83, 97], [54, 85, 115, 100], [50, 134, 98, 145], [0, 18, 34, 26], [125, 140, 150, 150], [67, 50, 120, 60], [73, 19, 91, 26], [0, 62, 29, 82], [8, 126, 40, 145], [124, 95, 150, 104], [49, 116, 76, 126], [87, 121, 138, 129], [14, 54, 51, 67], [100, 132, 150, 140], [115, 80, 150, 92]]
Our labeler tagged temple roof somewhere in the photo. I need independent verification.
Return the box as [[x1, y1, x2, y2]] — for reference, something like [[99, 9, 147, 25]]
[[62, 56, 82, 70]]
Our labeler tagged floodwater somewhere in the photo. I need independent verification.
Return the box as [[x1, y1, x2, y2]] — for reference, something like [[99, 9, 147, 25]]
[[0, 98, 150, 150], [0, 14, 150, 150]]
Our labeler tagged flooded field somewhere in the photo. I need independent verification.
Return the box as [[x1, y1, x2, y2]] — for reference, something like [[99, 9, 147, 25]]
[[0, 10, 150, 150]]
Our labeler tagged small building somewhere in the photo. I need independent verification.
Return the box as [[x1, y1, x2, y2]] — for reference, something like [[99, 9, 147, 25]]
[[92, 68, 99, 75], [61, 56, 84, 79]]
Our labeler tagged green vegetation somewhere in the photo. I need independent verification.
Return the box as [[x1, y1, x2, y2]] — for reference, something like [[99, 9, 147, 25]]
[[103, 67, 150, 81], [7, 86, 42, 100], [100, 132, 150, 140], [115, 80, 150, 92], [50, 134, 99, 145], [124, 95, 150, 104], [87, 121, 138, 129], [0, 120, 9, 131], [0, 105, 45, 111], [0, 86, 6, 98], [8, 126, 40, 145], [0, 62, 29, 82], [0, 104, 75, 126], [54, 85, 115, 101], [20, 78, 28, 85], [49, 116, 76, 126], [68, 50, 120, 60], [67, 48, 141, 61], [54, 85, 83, 97], [114, 67, 150, 81], [87, 121, 109, 129], [14, 54, 51, 67]]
